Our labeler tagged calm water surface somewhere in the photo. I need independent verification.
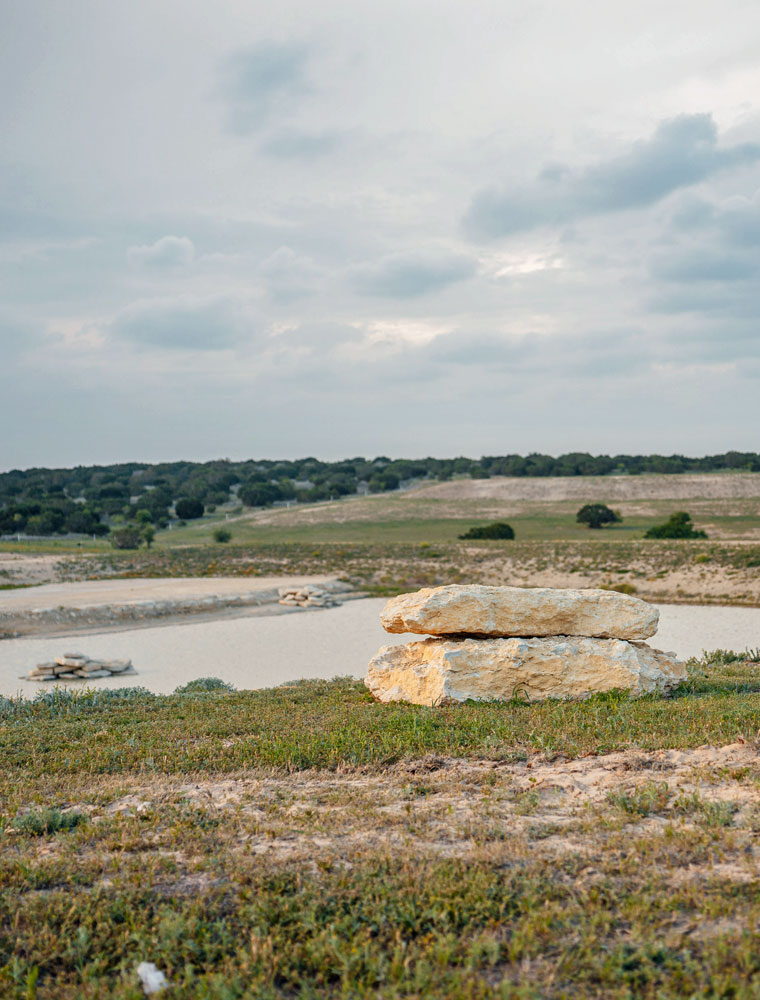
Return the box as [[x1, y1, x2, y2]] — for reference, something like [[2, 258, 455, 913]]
[[2, 599, 759, 698]]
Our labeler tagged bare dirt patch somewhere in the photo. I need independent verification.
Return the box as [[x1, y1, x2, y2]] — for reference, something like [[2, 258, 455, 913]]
[[74, 741, 760, 868], [412, 474, 760, 502]]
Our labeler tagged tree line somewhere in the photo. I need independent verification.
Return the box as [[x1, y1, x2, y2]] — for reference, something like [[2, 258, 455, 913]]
[[0, 451, 756, 536]]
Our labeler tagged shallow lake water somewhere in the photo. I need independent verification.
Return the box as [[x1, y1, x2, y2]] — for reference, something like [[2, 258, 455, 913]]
[[2, 599, 760, 698]]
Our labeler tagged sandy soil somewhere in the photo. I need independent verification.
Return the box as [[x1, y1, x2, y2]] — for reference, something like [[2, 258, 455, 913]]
[[0, 575, 333, 612], [0, 553, 64, 586], [79, 741, 760, 870], [461, 553, 760, 607]]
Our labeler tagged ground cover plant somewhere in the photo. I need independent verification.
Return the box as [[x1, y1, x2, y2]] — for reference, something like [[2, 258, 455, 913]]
[[2, 653, 760, 997]]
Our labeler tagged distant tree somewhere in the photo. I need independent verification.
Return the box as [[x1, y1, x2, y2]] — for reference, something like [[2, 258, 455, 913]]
[[576, 504, 622, 530], [367, 472, 400, 493], [459, 521, 515, 540], [135, 508, 153, 525], [174, 498, 204, 520], [213, 527, 232, 543], [110, 526, 143, 549], [141, 525, 155, 548], [644, 512, 707, 539], [239, 483, 282, 507]]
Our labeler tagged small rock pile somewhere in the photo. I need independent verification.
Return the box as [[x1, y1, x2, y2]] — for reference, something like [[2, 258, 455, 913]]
[[26, 652, 136, 682], [366, 584, 685, 705], [278, 585, 341, 609]]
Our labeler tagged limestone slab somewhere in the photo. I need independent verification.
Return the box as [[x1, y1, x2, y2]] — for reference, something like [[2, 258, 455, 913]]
[[366, 635, 684, 705], [381, 585, 659, 640]]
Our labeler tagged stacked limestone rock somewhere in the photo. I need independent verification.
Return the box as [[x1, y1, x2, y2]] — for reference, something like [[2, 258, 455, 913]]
[[366, 585, 685, 705], [278, 584, 340, 609], [26, 653, 136, 683]]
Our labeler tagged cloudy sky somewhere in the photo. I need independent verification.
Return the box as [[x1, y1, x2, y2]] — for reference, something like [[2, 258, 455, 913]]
[[3, 0, 760, 468]]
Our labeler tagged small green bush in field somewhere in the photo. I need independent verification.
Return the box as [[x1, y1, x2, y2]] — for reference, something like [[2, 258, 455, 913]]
[[645, 512, 707, 539], [109, 525, 142, 549], [459, 521, 515, 540], [213, 527, 232, 543], [175, 677, 236, 694], [13, 808, 85, 836]]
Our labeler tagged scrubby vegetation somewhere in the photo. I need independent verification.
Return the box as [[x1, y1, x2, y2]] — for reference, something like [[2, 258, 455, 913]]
[[3, 655, 760, 997]]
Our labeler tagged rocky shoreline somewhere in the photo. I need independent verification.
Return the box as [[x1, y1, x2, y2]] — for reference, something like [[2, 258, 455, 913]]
[[0, 579, 363, 639]]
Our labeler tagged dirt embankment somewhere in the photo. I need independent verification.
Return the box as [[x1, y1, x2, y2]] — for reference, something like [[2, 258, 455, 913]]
[[413, 474, 760, 503]]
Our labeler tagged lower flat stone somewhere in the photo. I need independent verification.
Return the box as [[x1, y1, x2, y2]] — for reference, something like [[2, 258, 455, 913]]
[[365, 636, 685, 705]]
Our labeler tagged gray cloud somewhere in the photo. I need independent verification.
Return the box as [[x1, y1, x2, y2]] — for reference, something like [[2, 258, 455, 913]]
[[351, 250, 477, 298], [259, 246, 320, 303], [465, 115, 760, 238], [112, 296, 253, 350], [127, 236, 195, 269], [421, 327, 650, 380], [260, 129, 342, 158], [219, 42, 309, 133], [4, 3, 760, 466], [652, 249, 756, 283]]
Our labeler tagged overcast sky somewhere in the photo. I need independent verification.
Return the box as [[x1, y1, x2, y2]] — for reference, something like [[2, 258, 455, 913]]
[[3, 0, 760, 468]]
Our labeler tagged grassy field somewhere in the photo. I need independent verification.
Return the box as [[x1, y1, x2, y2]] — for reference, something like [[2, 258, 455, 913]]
[[155, 493, 760, 547], [3, 473, 760, 604], [3, 654, 760, 998]]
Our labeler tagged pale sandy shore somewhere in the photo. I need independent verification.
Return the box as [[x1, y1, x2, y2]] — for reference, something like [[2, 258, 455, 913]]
[[0, 575, 335, 611], [2, 599, 760, 698], [0, 575, 347, 637]]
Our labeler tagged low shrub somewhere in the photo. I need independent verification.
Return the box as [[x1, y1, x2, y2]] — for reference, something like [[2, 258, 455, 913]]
[[109, 525, 143, 549], [12, 808, 85, 836], [645, 512, 707, 539], [600, 582, 637, 595], [175, 677, 236, 694], [458, 522, 515, 540]]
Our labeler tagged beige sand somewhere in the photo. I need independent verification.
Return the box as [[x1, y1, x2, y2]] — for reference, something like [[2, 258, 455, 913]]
[[0, 575, 333, 612], [75, 741, 760, 873]]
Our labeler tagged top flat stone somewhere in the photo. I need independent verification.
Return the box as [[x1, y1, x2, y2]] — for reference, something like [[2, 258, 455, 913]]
[[380, 585, 659, 640]]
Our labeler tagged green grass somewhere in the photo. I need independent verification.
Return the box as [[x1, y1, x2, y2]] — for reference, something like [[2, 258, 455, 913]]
[[5, 851, 760, 998], [3, 655, 760, 997], [156, 510, 703, 546], [2, 656, 760, 776]]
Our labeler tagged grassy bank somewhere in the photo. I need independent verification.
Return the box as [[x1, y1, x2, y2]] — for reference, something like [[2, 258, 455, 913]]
[[3, 655, 760, 997], [2, 654, 760, 774]]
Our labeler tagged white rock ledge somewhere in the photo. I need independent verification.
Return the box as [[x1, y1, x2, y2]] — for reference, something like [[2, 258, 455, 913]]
[[381, 585, 659, 640], [365, 635, 685, 705]]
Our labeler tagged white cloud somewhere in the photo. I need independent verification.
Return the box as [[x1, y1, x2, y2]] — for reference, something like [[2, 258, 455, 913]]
[[127, 236, 195, 269]]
